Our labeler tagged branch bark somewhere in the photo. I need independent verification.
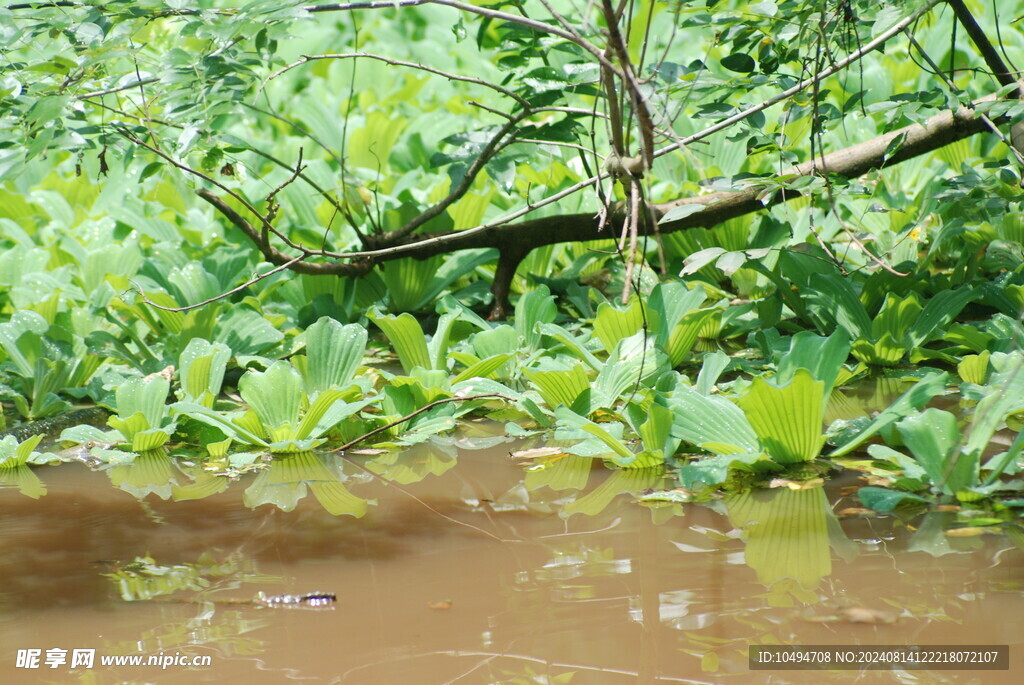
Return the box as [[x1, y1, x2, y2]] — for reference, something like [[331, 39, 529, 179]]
[[195, 189, 372, 277], [372, 95, 1000, 316], [945, 0, 1024, 160], [946, 0, 1020, 90]]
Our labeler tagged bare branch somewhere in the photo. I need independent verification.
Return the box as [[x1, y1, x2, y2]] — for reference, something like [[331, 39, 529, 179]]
[[305, 1, 613, 66], [600, 0, 656, 168], [265, 52, 531, 108], [127, 257, 304, 313], [77, 77, 159, 100], [195, 188, 373, 277], [946, 0, 1021, 90]]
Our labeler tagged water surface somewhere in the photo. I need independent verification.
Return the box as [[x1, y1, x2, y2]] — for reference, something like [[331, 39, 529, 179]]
[[1, 443, 1021, 684]]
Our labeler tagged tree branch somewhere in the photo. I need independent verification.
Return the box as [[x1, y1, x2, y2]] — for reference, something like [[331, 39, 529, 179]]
[[365, 94, 1001, 315], [946, 0, 1021, 90], [195, 188, 372, 277]]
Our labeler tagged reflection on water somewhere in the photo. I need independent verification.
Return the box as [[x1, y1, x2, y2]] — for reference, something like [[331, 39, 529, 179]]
[[1, 438, 1022, 684]]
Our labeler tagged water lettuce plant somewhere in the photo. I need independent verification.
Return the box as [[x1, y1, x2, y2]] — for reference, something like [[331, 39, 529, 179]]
[[666, 332, 850, 492], [0, 434, 50, 499], [0, 310, 102, 419], [176, 338, 231, 408], [801, 272, 976, 367], [59, 375, 177, 455], [171, 317, 376, 453], [177, 361, 375, 454], [860, 354, 1024, 508]]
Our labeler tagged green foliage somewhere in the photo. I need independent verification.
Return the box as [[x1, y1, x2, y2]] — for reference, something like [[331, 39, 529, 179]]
[[737, 371, 826, 465], [1, 0, 1024, 518], [70, 376, 179, 453], [0, 434, 46, 467], [177, 361, 375, 453], [177, 338, 231, 408], [0, 309, 101, 418]]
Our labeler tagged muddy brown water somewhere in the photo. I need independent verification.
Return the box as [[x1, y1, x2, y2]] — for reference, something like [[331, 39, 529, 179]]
[[1, 442, 1022, 684]]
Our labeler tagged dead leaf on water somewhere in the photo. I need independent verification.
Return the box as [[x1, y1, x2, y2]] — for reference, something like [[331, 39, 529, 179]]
[[144, 365, 174, 383], [509, 447, 564, 460], [807, 607, 898, 624], [837, 507, 875, 517], [768, 477, 824, 490], [839, 606, 898, 624], [945, 527, 987, 537]]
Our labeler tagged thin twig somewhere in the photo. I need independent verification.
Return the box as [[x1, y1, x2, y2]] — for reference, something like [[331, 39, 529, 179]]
[[77, 77, 159, 100], [264, 148, 306, 223], [264, 52, 531, 108], [467, 100, 515, 121], [515, 138, 603, 158], [126, 257, 304, 313], [331, 393, 514, 452]]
